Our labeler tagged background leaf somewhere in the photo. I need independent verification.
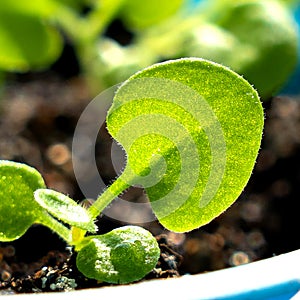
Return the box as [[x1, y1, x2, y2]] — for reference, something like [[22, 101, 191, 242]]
[[0, 0, 59, 18], [0, 160, 46, 241], [120, 0, 184, 30], [34, 189, 97, 232], [0, 1, 63, 72], [106, 58, 264, 232], [187, 0, 298, 99], [76, 226, 160, 283]]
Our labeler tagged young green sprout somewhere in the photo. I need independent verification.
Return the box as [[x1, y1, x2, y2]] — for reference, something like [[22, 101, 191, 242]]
[[0, 58, 263, 284]]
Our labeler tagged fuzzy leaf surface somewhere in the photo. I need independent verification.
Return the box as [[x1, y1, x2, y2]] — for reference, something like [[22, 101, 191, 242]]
[[34, 189, 97, 232], [106, 58, 264, 232], [76, 226, 160, 283], [0, 160, 46, 241]]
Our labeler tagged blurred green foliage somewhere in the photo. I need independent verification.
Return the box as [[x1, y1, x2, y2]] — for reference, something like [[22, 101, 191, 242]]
[[0, 0, 298, 99], [0, 0, 62, 71]]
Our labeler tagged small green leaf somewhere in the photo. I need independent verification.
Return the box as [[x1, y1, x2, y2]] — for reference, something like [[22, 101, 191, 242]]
[[0, 160, 46, 241], [76, 226, 160, 283], [106, 58, 264, 232], [34, 189, 97, 232]]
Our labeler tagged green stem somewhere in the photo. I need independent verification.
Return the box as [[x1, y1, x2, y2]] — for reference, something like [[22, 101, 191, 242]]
[[39, 213, 72, 244], [88, 176, 130, 219], [52, 0, 126, 94]]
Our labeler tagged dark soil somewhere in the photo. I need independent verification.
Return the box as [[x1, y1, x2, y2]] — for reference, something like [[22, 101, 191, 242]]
[[0, 235, 182, 294], [0, 73, 299, 294]]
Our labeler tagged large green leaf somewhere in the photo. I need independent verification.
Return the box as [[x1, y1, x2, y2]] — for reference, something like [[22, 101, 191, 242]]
[[106, 58, 264, 232], [0, 160, 46, 241], [76, 226, 160, 283]]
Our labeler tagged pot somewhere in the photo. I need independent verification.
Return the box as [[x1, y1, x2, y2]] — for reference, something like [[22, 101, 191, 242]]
[[2, 249, 299, 299]]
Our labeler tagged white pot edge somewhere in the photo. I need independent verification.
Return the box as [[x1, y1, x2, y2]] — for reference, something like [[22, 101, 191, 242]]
[[2, 249, 300, 299]]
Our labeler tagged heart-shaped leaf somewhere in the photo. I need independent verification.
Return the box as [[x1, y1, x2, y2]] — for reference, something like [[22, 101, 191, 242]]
[[34, 189, 97, 232], [76, 226, 160, 283], [106, 58, 264, 232], [0, 160, 46, 241]]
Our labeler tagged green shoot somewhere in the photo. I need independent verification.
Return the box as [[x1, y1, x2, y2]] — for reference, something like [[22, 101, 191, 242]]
[[0, 58, 263, 283]]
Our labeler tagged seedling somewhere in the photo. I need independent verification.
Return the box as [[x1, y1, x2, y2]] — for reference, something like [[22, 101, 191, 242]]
[[0, 58, 264, 284]]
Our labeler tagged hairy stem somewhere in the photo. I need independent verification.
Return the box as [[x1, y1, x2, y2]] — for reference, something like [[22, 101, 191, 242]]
[[88, 176, 130, 219]]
